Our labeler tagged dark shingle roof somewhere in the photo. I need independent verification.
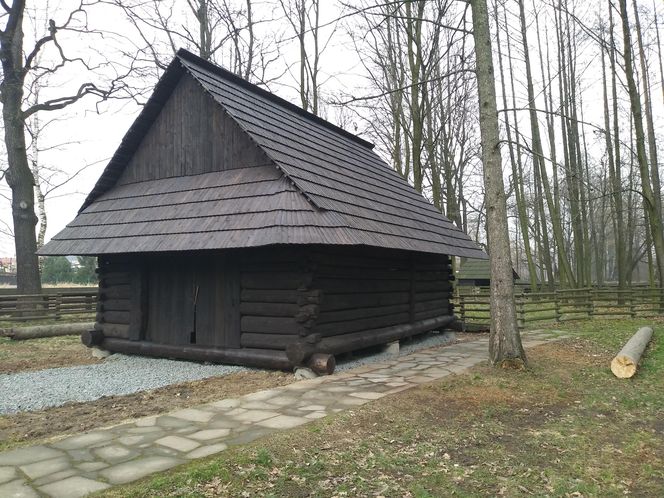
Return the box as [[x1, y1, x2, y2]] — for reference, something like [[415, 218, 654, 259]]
[[40, 49, 486, 258]]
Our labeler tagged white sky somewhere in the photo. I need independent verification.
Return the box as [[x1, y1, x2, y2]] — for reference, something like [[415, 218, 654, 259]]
[[0, 0, 662, 258]]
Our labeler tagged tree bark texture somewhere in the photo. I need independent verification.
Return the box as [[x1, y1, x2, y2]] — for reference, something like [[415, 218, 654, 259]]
[[470, 0, 526, 367], [0, 1, 42, 294]]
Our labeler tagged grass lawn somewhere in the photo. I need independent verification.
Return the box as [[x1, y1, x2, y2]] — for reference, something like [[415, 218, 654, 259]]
[[95, 318, 664, 497]]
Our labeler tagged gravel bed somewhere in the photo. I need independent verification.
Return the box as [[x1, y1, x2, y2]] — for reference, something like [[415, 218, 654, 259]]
[[0, 355, 248, 415], [335, 330, 457, 372], [1, 330, 462, 415]]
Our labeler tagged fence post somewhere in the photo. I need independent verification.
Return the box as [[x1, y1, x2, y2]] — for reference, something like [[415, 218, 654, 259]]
[[53, 293, 62, 320], [516, 292, 525, 329], [458, 295, 466, 332], [555, 290, 561, 322]]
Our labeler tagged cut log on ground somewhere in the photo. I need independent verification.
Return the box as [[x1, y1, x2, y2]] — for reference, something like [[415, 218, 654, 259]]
[[611, 326, 654, 378], [307, 353, 336, 375], [6, 322, 95, 340]]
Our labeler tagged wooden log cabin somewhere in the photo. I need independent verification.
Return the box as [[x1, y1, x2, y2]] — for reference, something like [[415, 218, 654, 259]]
[[40, 49, 486, 373]]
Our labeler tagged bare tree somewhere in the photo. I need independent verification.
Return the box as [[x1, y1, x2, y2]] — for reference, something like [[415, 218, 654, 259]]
[[0, 0, 135, 293], [470, 0, 525, 367]]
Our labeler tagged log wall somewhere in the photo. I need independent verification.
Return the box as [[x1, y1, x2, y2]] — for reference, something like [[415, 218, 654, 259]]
[[95, 246, 454, 369]]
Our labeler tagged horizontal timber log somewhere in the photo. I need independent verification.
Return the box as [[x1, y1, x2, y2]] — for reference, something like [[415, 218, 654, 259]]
[[610, 326, 654, 378], [101, 338, 293, 370], [100, 275, 131, 287], [414, 308, 446, 321], [240, 315, 308, 335], [240, 289, 322, 304], [414, 299, 448, 312], [99, 285, 131, 300], [317, 303, 410, 324], [96, 264, 135, 275], [239, 262, 310, 273], [315, 266, 411, 280], [315, 278, 410, 293], [240, 333, 300, 349], [311, 251, 409, 269], [315, 311, 410, 337], [82, 329, 105, 347], [320, 291, 409, 312], [97, 310, 131, 324], [95, 322, 130, 338], [97, 299, 131, 312], [415, 280, 453, 292], [307, 353, 335, 375], [415, 291, 452, 302], [239, 302, 300, 317], [8, 322, 95, 340], [241, 272, 312, 290], [287, 315, 455, 364]]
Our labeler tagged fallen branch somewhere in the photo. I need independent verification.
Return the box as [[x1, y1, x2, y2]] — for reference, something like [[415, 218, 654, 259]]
[[610, 326, 654, 378], [5, 322, 95, 340]]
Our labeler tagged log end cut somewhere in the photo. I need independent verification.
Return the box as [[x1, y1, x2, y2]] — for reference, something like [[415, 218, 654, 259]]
[[610, 355, 637, 379], [610, 326, 653, 379]]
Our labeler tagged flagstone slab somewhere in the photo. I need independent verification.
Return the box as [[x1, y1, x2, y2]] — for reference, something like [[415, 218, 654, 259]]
[[256, 415, 309, 429], [52, 432, 115, 451], [0, 466, 17, 484], [0, 479, 40, 498], [39, 476, 110, 498], [20, 457, 70, 480], [32, 469, 79, 487], [100, 456, 182, 484], [170, 408, 215, 423], [185, 443, 228, 460], [0, 446, 64, 466], [155, 436, 200, 453], [189, 429, 231, 441]]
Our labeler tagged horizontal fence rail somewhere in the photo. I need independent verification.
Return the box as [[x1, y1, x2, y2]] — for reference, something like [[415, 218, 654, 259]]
[[0, 289, 98, 322], [454, 286, 664, 330], [1, 285, 661, 327]]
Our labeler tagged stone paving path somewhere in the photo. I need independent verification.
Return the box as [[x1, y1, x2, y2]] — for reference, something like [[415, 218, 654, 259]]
[[0, 330, 567, 498]]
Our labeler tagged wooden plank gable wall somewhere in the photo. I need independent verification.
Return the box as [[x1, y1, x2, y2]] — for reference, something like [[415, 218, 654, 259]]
[[117, 74, 271, 184]]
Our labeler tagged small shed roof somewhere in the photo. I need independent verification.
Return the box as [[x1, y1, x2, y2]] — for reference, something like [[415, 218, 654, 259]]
[[457, 259, 519, 281], [41, 49, 486, 258]]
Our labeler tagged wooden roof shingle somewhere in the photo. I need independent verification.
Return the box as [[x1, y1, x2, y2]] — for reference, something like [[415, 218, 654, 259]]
[[40, 49, 486, 258]]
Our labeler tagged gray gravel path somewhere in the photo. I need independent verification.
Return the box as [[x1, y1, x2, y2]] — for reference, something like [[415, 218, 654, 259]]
[[0, 355, 248, 415], [0, 331, 460, 415]]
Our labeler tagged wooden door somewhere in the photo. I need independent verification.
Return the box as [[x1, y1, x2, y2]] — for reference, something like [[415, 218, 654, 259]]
[[146, 257, 196, 345], [194, 254, 241, 348]]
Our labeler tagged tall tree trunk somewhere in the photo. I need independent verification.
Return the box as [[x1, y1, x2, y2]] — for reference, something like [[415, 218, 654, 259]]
[[471, 0, 525, 368], [600, 25, 625, 289], [519, 0, 575, 287], [618, 0, 664, 287], [0, 1, 42, 294], [632, 0, 661, 220], [495, 1, 537, 291]]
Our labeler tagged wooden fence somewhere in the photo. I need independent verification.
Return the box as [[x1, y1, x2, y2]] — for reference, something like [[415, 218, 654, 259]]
[[454, 286, 664, 330], [0, 289, 98, 322], [1, 285, 661, 327]]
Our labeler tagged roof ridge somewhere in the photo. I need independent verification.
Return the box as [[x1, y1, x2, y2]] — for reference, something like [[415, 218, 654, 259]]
[[175, 48, 375, 150], [180, 57, 325, 213]]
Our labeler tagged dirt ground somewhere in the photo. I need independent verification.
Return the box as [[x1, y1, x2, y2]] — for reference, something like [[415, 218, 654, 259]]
[[0, 335, 102, 374]]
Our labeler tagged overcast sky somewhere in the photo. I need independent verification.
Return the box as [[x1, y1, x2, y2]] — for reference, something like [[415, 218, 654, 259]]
[[1, 0, 662, 258]]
